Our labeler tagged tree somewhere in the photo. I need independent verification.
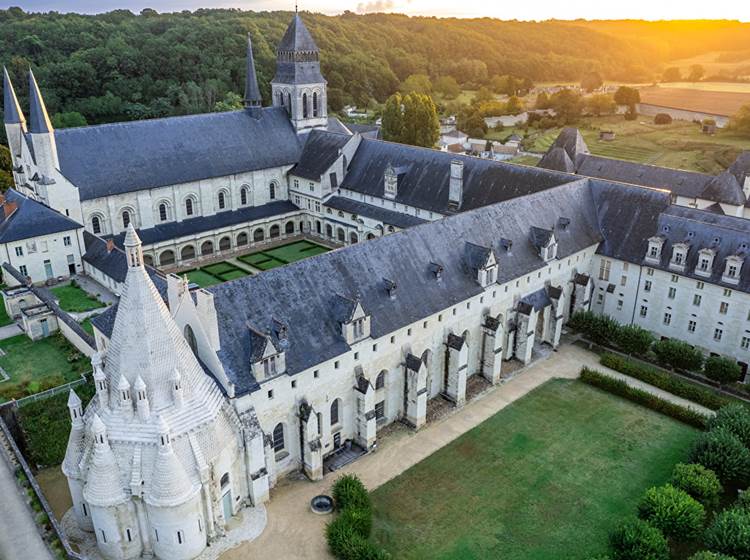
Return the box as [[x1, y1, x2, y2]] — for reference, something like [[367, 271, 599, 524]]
[[704, 508, 750, 559], [652, 339, 704, 371], [434, 76, 460, 99], [212, 92, 243, 112], [670, 463, 723, 508], [688, 552, 738, 560], [586, 94, 616, 116], [0, 145, 13, 193], [549, 89, 584, 124], [457, 106, 487, 137], [731, 105, 750, 137], [535, 91, 551, 110], [654, 113, 673, 125], [614, 86, 641, 111], [704, 357, 743, 386], [609, 518, 669, 560], [616, 325, 654, 356], [386, 92, 439, 148], [707, 405, 750, 448], [399, 73, 432, 95], [662, 67, 682, 82], [688, 427, 750, 486], [637, 484, 705, 540], [473, 87, 495, 104], [505, 95, 525, 115], [381, 92, 404, 142], [581, 71, 604, 93], [688, 64, 705, 82], [51, 111, 87, 128]]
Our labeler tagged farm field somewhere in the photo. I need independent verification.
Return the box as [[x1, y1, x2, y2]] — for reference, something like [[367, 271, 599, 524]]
[[659, 81, 750, 94], [667, 51, 750, 78], [370, 379, 698, 560], [638, 86, 750, 117]]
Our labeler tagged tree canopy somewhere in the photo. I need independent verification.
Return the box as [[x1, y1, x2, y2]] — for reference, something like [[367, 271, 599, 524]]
[[382, 92, 439, 148]]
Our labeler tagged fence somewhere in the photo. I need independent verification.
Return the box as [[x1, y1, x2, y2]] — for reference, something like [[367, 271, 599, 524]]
[[12, 373, 90, 407]]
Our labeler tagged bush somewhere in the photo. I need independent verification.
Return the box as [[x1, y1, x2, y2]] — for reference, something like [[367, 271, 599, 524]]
[[704, 508, 750, 559], [637, 484, 705, 539], [654, 113, 673, 125], [616, 325, 655, 356], [736, 491, 750, 511], [688, 552, 737, 560], [580, 368, 709, 428], [339, 506, 373, 539], [671, 463, 723, 508], [609, 518, 669, 560], [689, 427, 750, 486], [708, 405, 750, 449], [332, 474, 371, 511], [705, 357, 743, 386], [600, 354, 733, 411], [327, 515, 360, 558], [653, 339, 704, 372], [568, 311, 623, 347]]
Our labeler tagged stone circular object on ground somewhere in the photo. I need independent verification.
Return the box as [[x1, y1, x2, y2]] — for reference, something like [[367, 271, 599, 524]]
[[310, 494, 334, 515]]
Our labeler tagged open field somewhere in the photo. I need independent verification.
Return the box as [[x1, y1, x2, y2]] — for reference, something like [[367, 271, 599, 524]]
[[659, 81, 750, 94], [638, 86, 750, 117], [371, 379, 698, 560], [238, 240, 330, 272], [668, 51, 750, 78]]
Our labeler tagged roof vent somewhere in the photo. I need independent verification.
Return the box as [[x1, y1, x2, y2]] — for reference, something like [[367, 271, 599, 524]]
[[383, 278, 397, 300], [429, 262, 443, 280], [687, 231, 695, 239], [662, 225, 671, 233], [713, 236, 721, 245], [558, 217, 571, 231], [501, 238, 513, 252], [273, 318, 288, 341]]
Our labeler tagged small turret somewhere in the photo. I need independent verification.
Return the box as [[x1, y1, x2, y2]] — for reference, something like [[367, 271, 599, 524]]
[[67, 389, 83, 426], [117, 374, 132, 417], [124, 223, 143, 268], [92, 353, 108, 409], [171, 368, 184, 408], [83, 414, 127, 507], [134, 375, 150, 421]]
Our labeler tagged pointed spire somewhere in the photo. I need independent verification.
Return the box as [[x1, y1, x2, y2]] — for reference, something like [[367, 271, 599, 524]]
[[67, 388, 82, 408], [124, 223, 144, 268], [84, 413, 127, 507], [244, 34, 262, 108], [146, 415, 198, 507], [278, 13, 319, 53], [3, 67, 25, 126], [28, 69, 53, 134]]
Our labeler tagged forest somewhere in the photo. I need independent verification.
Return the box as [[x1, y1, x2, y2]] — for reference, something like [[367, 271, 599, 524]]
[[2, 7, 750, 135]]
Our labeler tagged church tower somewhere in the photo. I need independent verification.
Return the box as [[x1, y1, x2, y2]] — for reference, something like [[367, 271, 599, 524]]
[[3, 67, 26, 166], [271, 13, 328, 131]]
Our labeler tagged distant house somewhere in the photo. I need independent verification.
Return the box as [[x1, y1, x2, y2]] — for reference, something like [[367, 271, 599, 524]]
[[599, 130, 616, 141], [485, 113, 528, 129], [439, 129, 469, 150]]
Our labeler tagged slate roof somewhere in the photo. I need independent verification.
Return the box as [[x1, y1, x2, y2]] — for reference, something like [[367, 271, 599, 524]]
[[530, 226, 554, 249], [519, 288, 552, 312], [243, 35, 262, 106], [272, 15, 325, 85], [54, 108, 301, 201], [83, 231, 168, 288], [702, 171, 746, 206], [340, 139, 578, 215], [346, 124, 381, 139], [107, 201, 298, 247], [277, 14, 319, 53], [28, 70, 52, 134], [538, 147, 575, 173], [727, 151, 750, 187], [3, 68, 24, 125], [292, 130, 350, 180], [0, 189, 82, 243], [324, 196, 428, 229], [206, 179, 604, 394]]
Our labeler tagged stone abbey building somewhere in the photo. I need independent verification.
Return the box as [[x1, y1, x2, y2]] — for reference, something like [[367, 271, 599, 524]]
[[2, 12, 750, 560]]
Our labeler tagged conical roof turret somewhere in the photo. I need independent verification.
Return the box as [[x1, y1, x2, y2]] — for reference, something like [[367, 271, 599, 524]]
[[3, 67, 25, 126], [83, 414, 127, 507], [244, 34, 262, 108], [145, 416, 198, 507], [28, 69, 53, 134]]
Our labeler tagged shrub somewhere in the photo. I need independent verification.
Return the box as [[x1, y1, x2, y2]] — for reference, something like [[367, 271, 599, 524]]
[[339, 506, 373, 539], [332, 474, 371, 511], [705, 357, 743, 386], [609, 518, 669, 560], [704, 508, 750, 559], [708, 405, 750, 449], [689, 427, 750, 486], [736, 491, 750, 511], [637, 484, 705, 539], [671, 463, 723, 508], [616, 325, 655, 356], [327, 515, 360, 558], [654, 113, 673, 125], [600, 354, 733, 411], [568, 311, 620, 346], [580, 368, 709, 428], [653, 339, 704, 372], [688, 552, 737, 560]]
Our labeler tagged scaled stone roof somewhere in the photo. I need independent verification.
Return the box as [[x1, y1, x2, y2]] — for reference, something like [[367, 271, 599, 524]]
[[277, 14, 319, 53], [324, 196, 428, 229], [3, 68, 24, 125], [55, 108, 301, 201], [292, 130, 350, 181], [0, 189, 82, 243]]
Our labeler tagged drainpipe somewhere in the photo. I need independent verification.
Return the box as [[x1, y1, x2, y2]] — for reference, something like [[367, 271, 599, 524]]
[[630, 264, 644, 326]]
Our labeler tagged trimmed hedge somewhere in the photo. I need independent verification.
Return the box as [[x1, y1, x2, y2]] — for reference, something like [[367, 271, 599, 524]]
[[637, 484, 705, 540], [670, 463, 723, 508], [703, 507, 750, 559], [708, 405, 750, 449], [653, 339, 704, 372], [688, 427, 750, 487], [333, 474, 372, 511], [609, 518, 669, 560], [601, 354, 733, 411], [580, 368, 709, 429]]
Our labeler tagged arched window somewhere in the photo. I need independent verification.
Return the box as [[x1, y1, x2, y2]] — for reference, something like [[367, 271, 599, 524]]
[[272, 423, 285, 452], [159, 203, 168, 222], [240, 187, 248, 206], [143, 254, 154, 267], [286, 92, 292, 115], [201, 240, 213, 256], [92, 216, 102, 234], [185, 198, 194, 216], [330, 399, 340, 426], [285, 221, 295, 234], [337, 228, 346, 242], [269, 182, 276, 200], [184, 325, 197, 355], [181, 245, 195, 261], [313, 92, 319, 117], [220, 473, 230, 489], [326, 224, 333, 238], [253, 228, 264, 242], [315, 221, 322, 234], [122, 210, 131, 229], [366, 233, 376, 240], [219, 236, 231, 251], [159, 250, 175, 267], [302, 93, 308, 118], [237, 232, 248, 246], [350, 232, 359, 244], [270, 225, 280, 238], [376, 371, 386, 390], [218, 191, 226, 210]]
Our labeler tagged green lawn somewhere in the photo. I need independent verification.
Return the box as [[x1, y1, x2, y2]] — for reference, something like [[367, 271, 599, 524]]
[[79, 318, 94, 336], [0, 334, 89, 402], [370, 379, 698, 560], [50, 284, 105, 313], [0, 301, 12, 327], [238, 240, 331, 271]]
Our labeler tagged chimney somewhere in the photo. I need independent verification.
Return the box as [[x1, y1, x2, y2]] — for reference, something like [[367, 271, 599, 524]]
[[106, 239, 114, 253], [449, 160, 464, 209], [3, 201, 17, 219]]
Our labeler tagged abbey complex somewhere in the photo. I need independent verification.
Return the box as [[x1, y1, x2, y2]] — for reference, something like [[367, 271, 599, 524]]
[[1, 12, 750, 560]]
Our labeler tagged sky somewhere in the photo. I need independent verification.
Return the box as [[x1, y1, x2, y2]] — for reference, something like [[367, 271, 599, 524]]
[[2, 0, 748, 20]]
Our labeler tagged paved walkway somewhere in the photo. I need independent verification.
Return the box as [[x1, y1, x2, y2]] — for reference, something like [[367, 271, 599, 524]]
[[224, 343, 710, 560], [0, 324, 21, 341], [0, 454, 54, 560]]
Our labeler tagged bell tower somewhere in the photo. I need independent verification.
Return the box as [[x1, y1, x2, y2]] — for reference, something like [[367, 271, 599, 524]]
[[271, 13, 328, 131]]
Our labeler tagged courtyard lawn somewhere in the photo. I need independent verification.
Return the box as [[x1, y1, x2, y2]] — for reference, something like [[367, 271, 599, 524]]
[[0, 334, 89, 402], [238, 240, 331, 271], [183, 261, 251, 288], [0, 301, 12, 326], [49, 284, 105, 313], [370, 379, 698, 560]]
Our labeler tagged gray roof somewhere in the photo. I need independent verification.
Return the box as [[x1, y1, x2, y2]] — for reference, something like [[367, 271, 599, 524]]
[[3, 68, 24, 125], [28, 70, 52, 134], [272, 15, 325, 85], [340, 139, 577, 215], [107, 201, 298, 247], [278, 14, 319, 53], [550, 127, 589, 161], [324, 196, 428, 229], [292, 130, 350, 181], [538, 147, 575, 173], [728, 151, 750, 188], [346, 124, 381, 139], [0, 189, 82, 243], [530, 226, 553, 249], [206, 179, 603, 394], [701, 172, 746, 206], [520, 288, 552, 313], [55, 108, 301, 201], [243, 35, 262, 107]]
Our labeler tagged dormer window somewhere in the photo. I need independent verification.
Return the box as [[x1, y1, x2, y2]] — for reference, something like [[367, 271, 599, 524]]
[[384, 278, 397, 299], [263, 356, 278, 377], [696, 249, 715, 277], [669, 243, 689, 271], [429, 262, 444, 280], [353, 318, 365, 339], [723, 255, 743, 285], [384, 164, 397, 199], [335, 294, 371, 344], [645, 236, 665, 264]]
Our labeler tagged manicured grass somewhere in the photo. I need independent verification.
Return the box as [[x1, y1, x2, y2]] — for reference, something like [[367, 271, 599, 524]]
[[203, 262, 237, 276], [239, 240, 331, 271], [0, 334, 89, 402], [370, 379, 698, 560], [218, 269, 248, 281], [79, 318, 94, 336], [183, 261, 250, 288], [0, 301, 13, 327], [253, 257, 286, 271], [49, 284, 105, 313]]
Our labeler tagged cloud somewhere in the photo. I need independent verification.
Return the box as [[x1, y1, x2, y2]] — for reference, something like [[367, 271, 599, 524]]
[[356, 0, 411, 13]]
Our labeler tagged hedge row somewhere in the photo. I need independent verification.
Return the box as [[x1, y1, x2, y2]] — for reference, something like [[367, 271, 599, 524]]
[[326, 475, 390, 560], [580, 368, 709, 429], [600, 354, 734, 412]]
